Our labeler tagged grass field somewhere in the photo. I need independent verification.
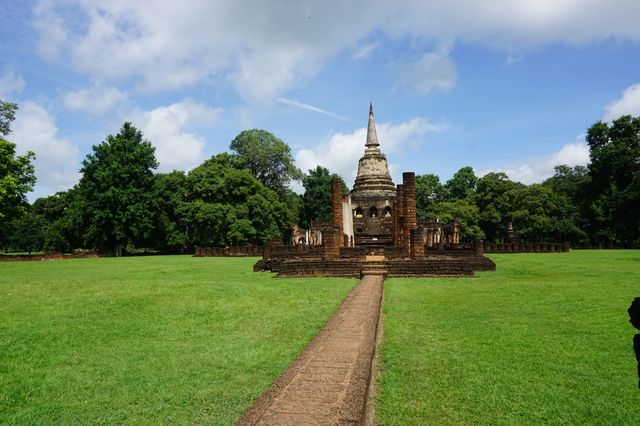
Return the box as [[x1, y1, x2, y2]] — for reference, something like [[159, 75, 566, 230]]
[[0, 256, 356, 424], [377, 250, 640, 425]]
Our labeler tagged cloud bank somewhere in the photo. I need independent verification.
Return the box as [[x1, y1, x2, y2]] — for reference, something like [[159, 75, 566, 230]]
[[34, 0, 640, 101]]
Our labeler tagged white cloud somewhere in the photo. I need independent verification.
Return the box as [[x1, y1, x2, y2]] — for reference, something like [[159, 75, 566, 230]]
[[277, 97, 347, 120], [63, 83, 127, 115], [295, 117, 439, 189], [352, 43, 378, 60], [393, 52, 457, 94], [0, 67, 25, 99], [131, 99, 222, 172], [10, 101, 81, 197], [482, 140, 590, 184], [32, 1, 640, 101], [603, 83, 640, 121]]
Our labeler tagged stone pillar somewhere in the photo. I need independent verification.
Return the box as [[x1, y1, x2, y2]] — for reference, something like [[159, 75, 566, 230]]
[[410, 226, 425, 258], [402, 173, 417, 257], [331, 178, 344, 247], [322, 226, 340, 259]]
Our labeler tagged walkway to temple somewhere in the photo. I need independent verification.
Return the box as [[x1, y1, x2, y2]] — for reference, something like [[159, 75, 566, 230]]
[[237, 274, 384, 425]]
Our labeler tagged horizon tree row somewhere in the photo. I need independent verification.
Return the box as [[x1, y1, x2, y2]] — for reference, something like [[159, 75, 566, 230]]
[[1, 98, 639, 253]]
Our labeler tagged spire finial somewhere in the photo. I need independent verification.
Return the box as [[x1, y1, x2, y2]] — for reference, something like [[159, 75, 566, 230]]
[[365, 102, 379, 150]]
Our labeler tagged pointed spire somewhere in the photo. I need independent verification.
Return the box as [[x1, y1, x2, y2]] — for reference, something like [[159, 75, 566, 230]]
[[365, 101, 380, 150]]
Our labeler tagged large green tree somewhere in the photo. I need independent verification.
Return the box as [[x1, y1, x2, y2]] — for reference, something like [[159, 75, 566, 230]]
[[0, 138, 36, 221], [585, 115, 640, 244], [445, 166, 477, 201], [183, 153, 295, 246], [78, 122, 158, 255], [474, 172, 523, 242], [230, 129, 302, 191], [511, 184, 586, 242], [147, 171, 189, 253], [415, 173, 447, 221], [0, 100, 18, 137], [0, 100, 36, 247], [300, 166, 346, 229], [32, 188, 84, 252]]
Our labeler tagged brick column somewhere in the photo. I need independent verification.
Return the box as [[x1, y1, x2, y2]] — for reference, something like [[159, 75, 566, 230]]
[[322, 226, 340, 259], [331, 178, 344, 247], [410, 226, 424, 258], [402, 173, 417, 257]]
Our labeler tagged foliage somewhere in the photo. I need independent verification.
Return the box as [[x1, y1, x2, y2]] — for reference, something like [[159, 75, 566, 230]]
[[4, 211, 46, 253], [300, 165, 346, 229], [78, 122, 158, 255], [0, 100, 18, 136], [511, 183, 586, 242], [444, 166, 477, 200], [474, 172, 523, 242], [230, 129, 302, 191], [147, 171, 189, 252], [183, 153, 294, 246], [415, 173, 447, 221], [431, 198, 485, 241], [378, 251, 640, 424], [0, 138, 36, 222], [0, 256, 355, 423], [585, 115, 640, 244]]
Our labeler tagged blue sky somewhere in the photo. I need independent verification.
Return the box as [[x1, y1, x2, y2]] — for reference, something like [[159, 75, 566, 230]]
[[1, 0, 640, 200]]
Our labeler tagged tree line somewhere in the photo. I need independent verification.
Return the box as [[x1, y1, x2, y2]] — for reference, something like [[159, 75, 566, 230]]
[[1, 98, 639, 254]]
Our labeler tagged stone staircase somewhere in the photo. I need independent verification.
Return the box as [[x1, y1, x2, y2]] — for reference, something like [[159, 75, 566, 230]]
[[361, 255, 388, 277]]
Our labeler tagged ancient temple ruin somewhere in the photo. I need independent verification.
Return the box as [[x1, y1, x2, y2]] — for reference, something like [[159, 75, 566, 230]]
[[254, 103, 496, 277]]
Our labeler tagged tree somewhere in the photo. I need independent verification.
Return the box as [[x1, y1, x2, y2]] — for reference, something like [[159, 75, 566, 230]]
[[474, 172, 523, 242], [78, 122, 158, 255], [0, 139, 36, 221], [300, 166, 346, 229], [183, 153, 295, 246], [511, 184, 586, 242], [445, 166, 477, 201], [230, 129, 302, 190], [0, 101, 36, 227], [415, 173, 447, 220], [431, 198, 485, 242], [585, 115, 640, 244], [0, 101, 18, 137], [32, 188, 84, 252], [148, 171, 189, 253]]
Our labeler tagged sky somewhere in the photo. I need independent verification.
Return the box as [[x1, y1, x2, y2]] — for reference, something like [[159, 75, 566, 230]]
[[1, 0, 640, 200]]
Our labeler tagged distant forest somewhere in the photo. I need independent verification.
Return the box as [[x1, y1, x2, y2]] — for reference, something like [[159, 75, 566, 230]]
[[2, 99, 639, 254]]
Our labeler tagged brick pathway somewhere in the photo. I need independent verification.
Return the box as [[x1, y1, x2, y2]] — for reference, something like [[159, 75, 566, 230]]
[[237, 275, 384, 425]]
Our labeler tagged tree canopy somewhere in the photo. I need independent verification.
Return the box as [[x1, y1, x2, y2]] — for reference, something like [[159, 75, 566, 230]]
[[78, 122, 158, 255], [4, 114, 640, 253], [230, 129, 302, 191], [300, 166, 347, 229], [0, 101, 18, 137]]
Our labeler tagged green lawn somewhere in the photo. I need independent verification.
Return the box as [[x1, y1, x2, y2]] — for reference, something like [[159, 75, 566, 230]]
[[0, 256, 355, 424], [377, 250, 640, 425]]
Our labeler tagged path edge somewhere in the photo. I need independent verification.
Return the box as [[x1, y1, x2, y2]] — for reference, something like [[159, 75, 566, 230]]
[[364, 280, 385, 426], [236, 278, 360, 425]]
